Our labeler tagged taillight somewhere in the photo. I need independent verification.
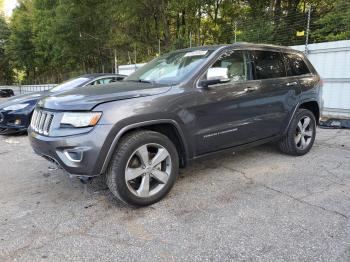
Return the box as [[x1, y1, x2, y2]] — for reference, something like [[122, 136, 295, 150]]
[[319, 78, 324, 110]]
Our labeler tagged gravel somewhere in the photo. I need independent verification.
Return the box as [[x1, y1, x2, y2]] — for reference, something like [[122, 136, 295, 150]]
[[0, 128, 349, 261]]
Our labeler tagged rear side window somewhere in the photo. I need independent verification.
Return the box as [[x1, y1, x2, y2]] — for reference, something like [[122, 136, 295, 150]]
[[252, 51, 286, 79], [89, 78, 114, 85], [285, 53, 311, 76]]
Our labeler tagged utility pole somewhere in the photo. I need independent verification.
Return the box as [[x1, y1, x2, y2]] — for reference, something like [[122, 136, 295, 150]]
[[158, 39, 161, 56], [189, 31, 192, 48], [305, 5, 311, 55], [134, 44, 137, 64], [128, 51, 131, 65], [114, 49, 118, 74], [234, 22, 237, 43]]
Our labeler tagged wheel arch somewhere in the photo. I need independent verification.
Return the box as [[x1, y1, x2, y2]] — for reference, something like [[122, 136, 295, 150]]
[[299, 100, 320, 124], [100, 119, 189, 174], [284, 100, 320, 135]]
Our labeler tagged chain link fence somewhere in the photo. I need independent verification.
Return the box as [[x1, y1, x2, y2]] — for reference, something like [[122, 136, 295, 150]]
[[233, 2, 349, 52]]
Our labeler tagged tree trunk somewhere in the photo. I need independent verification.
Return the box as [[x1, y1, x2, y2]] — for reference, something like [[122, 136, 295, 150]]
[[161, 0, 170, 47], [197, 4, 202, 46]]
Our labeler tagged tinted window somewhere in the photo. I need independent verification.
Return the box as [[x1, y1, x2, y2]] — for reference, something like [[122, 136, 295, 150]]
[[91, 78, 115, 85], [204, 50, 248, 82], [252, 51, 286, 79], [286, 53, 311, 76], [114, 76, 125, 81]]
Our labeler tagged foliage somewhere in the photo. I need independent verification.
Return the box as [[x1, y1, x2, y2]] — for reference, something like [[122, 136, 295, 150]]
[[312, 0, 350, 42], [0, 14, 13, 84], [0, 0, 349, 84]]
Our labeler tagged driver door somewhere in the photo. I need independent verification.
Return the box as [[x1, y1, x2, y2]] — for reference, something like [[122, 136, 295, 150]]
[[192, 49, 277, 155]]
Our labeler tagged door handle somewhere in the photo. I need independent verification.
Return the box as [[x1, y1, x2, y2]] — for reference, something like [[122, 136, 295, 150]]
[[244, 86, 259, 92], [286, 81, 298, 86]]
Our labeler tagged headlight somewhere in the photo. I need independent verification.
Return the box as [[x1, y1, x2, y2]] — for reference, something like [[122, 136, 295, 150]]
[[61, 112, 102, 128], [3, 103, 30, 111]]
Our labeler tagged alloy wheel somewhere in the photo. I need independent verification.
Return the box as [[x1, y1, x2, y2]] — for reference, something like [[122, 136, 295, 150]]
[[125, 143, 172, 198], [295, 116, 313, 150]]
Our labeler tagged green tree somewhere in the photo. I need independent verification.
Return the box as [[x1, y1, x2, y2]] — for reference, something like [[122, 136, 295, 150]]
[[0, 0, 3, 15], [312, 0, 350, 42], [3, 0, 349, 84], [6, 0, 36, 82], [0, 14, 13, 84]]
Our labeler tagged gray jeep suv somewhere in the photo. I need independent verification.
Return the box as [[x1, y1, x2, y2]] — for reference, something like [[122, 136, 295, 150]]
[[29, 43, 322, 206]]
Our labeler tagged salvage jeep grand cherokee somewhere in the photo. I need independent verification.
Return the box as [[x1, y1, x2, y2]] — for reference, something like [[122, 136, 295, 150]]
[[29, 43, 322, 206]]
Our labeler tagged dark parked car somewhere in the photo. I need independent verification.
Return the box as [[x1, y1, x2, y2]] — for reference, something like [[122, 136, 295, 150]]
[[29, 43, 322, 206], [0, 74, 125, 135], [0, 89, 15, 98]]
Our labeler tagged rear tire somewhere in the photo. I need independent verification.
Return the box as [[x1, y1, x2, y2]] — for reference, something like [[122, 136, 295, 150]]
[[278, 109, 316, 156], [106, 130, 179, 206]]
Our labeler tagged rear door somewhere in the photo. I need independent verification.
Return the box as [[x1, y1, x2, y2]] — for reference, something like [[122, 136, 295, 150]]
[[284, 52, 318, 95], [250, 50, 301, 135]]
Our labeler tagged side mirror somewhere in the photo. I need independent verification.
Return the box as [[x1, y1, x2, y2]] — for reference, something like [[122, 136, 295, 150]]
[[199, 67, 230, 88]]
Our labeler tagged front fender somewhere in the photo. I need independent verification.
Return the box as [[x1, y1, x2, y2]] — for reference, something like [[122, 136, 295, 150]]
[[98, 119, 189, 174]]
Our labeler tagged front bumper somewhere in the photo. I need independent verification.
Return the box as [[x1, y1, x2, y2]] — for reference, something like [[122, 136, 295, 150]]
[[0, 110, 31, 133], [28, 124, 113, 177]]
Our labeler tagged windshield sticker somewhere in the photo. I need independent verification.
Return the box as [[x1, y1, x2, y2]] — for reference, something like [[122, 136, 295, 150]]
[[184, 50, 208, 57]]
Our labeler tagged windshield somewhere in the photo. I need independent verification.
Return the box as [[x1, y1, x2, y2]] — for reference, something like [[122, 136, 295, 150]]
[[125, 49, 213, 85], [49, 77, 90, 92]]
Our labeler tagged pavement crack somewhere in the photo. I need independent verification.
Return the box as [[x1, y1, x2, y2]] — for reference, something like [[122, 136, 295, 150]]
[[314, 144, 350, 152], [222, 166, 349, 220], [320, 164, 350, 188], [259, 184, 348, 219]]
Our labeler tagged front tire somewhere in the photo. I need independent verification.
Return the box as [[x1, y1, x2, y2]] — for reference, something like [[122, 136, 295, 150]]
[[106, 130, 179, 206], [278, 109, 316, 156], [0, 127, 20, 135]]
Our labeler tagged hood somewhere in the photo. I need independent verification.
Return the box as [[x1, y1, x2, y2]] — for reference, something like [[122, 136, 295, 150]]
[[38, 81, 172, 111], [0, 91, 47, 110]]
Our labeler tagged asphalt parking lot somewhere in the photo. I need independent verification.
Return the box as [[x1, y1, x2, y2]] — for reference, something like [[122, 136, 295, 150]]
[[0, 127, 349, 261]]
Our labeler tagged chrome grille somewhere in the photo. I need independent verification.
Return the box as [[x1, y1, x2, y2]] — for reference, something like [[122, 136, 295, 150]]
[[31, 109, 54, 135]]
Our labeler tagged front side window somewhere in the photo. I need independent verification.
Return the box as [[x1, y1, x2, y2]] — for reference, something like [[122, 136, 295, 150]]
[[125, 49, 214, 85], [252, 51, 286, 79], [202, 50, 248, 82], [286, 53, 311, 76]]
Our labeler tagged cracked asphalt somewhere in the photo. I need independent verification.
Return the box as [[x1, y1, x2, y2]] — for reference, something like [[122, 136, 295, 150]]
[[0, 128, 349, 261]]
